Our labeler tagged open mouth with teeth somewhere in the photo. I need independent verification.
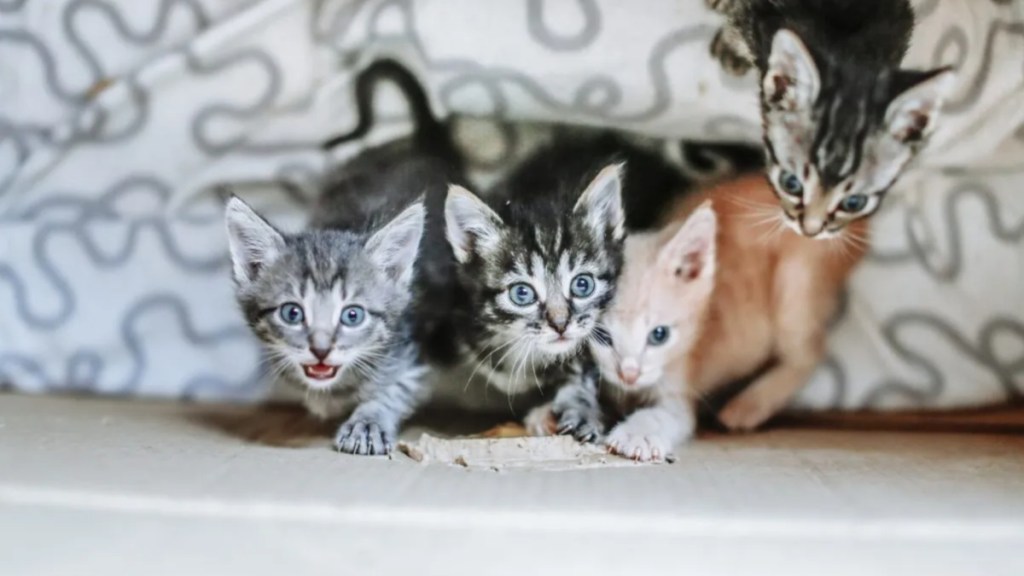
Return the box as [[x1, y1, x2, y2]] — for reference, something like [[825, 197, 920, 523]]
[[303, 363, 339, 380]]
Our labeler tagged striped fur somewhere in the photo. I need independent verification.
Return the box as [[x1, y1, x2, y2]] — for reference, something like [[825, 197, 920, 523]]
[[224, 59, 463, 456], [710, 0, 955, 238], [445, 158, 629, 441], [226, 197, 427, 456]]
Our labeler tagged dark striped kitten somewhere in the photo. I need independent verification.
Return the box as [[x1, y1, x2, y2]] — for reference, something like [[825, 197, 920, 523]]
[[225, 59, 462, 455], [708, 0, 955, 238], [444, 166, 622, 442], [442, 133, 688, 441]]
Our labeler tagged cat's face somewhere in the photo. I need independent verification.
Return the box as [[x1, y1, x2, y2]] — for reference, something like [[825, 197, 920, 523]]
[[225, 197, 424, 391], [760, 29, 954, 239], [590, 204, 716, 391], [445, 165, 625, 385]]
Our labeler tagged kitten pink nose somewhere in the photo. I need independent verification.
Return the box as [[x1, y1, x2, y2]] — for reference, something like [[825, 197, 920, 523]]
[[617, 360, 640, 385], [800, 214, 825, 237], [310, 347, 330, 361], [546, 310, 569, 335]]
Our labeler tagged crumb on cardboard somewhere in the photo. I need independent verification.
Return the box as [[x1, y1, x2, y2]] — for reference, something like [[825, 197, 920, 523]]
[[396, 433, 655, 470]]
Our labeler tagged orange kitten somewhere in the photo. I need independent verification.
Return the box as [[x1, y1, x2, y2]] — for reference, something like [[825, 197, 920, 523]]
[[590, 173, 868, 461]]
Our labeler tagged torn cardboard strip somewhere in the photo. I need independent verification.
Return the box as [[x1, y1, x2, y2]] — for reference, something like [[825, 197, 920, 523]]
[[398, 433, 656, 470]]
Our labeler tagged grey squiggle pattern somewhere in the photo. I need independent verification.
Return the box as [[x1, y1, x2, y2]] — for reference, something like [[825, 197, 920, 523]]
[[0, 355, 51, 389], [0, 215, 225, 329], [116, 295, 252, 395], [312, 0, 371, 44], [0, 120, 31, 194], [365, 0, 716, 123], [62, 77, 151, 147], [936, 20, 1024, 114], [0, 30, 86, 104], [816, 356, 850, 408], [434, 24, 719, 123], [526, 0, 601, 52], [862, 313, 1024, 408], [186, 48, 283, 155], [1, 0, 1021, 409], [0, 0, 27, 13], [903, 181, 1024, 281], [12, 174, 173, 220], [63, 0, 210, 87], [915, 0, 941, 21], [231, 94, 327, 154]]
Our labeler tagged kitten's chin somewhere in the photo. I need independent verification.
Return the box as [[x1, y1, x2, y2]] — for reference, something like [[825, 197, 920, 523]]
[[538, 337, 582, 359], [784, 216, 841, 240]]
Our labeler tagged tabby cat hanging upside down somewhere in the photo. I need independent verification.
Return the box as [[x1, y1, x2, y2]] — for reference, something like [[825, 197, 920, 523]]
[[532, 173, 868, 461], [706, 0, 955, 238]]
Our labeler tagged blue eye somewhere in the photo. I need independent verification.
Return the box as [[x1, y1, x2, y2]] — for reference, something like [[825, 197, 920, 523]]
[[279, 303, 304, 325], [648, 326, 670, 346], [779, 171, 803, 197], [340, 305, 366, 327], [570, 273, 596, 298], [839, 194, 869, 213], [508, 283, 537, 306]]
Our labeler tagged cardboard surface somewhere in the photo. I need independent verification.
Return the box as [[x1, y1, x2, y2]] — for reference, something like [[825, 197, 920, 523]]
[[1, 394, 1023, 575]]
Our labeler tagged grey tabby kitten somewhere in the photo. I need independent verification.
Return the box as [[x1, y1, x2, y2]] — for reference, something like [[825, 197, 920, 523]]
[[224, 59, 462, 455], [226, 197, 426, 455], [707, 0, 955, 238]]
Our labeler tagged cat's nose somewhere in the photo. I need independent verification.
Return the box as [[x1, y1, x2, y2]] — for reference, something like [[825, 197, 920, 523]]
[[618, 360, 640, 385], [546, 311, 569, 335], [799, 213, 825, 237], [310, 347, 331, 362]]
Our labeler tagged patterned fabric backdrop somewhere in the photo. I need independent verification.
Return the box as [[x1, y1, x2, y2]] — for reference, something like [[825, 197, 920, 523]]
[[0, 0, 1022, 411]]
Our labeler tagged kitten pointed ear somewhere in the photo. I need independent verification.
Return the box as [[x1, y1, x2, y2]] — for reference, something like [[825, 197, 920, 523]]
[[573, 163, 625, 242], [659, 202, 717, 283], [445, 184, 503, 264], [366, 200, 426, 285], [763, 29, 820, 111], [885, 67, 956, 144], [224, 196, 286, 286]]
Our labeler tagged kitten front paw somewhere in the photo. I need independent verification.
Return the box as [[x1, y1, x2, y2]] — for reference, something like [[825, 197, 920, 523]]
[[718, 389, 776, 432], [605, 423, 673, 462], [334, 418, 394, 456], [553, 408, 604, 444], [710, 27, 753, 76]]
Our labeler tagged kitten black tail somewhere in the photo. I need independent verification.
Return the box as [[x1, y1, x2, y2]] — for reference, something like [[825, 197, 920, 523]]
[[321, 58, 467, 366], [320, 58, 457, 163]]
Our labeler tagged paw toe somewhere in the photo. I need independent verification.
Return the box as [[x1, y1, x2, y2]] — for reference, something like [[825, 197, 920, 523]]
[[605, 430, 671, 463], [555, 410, 602, 443], [334, 419, 394, 456]]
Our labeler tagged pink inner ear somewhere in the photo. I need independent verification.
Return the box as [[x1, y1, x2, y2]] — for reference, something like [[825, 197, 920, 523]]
[[896, 110, 930, 143], [676, 247, 704, 282], [767, 72, 793, 107]]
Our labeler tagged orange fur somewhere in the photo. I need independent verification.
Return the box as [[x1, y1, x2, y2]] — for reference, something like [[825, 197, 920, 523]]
[[675, 173, 867, 429], [591, 172, 869, 459]]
